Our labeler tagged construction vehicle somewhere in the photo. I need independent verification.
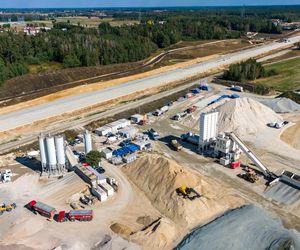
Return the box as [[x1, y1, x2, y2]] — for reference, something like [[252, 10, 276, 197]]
[[176, 186, 201, 200], [0, 169, 12, 183], [170, 140, 183, 151], [27, 200, 56, 218], [238, 172, 259, 183], [57, 210, 93, 222], [0, 203, 16, 215], [148, 128, 159, 140], [228, 133, 273, 178]]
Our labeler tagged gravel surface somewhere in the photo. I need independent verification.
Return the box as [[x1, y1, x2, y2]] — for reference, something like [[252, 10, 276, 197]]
[[261, 97, 300, 113], [176, 204, 300, 250]]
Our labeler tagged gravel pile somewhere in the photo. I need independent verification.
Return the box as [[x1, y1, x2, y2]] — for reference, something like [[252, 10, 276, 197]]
[[176, 205, 300, 250], [261, 97, 300, 113]]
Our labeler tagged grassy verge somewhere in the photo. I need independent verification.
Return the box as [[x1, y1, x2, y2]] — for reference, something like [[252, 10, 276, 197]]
[[28, 62, 63, 74], [254, 57, 300, 92]]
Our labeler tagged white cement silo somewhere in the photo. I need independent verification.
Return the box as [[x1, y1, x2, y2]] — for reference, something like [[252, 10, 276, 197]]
[[39, 135, 47, 172], [45, 136, 57, 167], [55, 135, 65, 165], [84, 130, 92, 154]]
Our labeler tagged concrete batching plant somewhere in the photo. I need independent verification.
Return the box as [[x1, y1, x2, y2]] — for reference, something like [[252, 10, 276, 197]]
[[39, 134, 66, 176], [199, 110, 219, 151]]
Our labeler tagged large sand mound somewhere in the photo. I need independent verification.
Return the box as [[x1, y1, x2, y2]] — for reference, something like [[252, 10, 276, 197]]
[[176, 204, 300, 250], [217, 97, 282, 136], [123, 155, 242, 228]]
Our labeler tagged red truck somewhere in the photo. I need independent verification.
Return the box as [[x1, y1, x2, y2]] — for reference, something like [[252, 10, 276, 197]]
[[187, 106, 197, 114], [230, 161, 241, 169], [57, 210, 93, 222], [27, 200, 56, 218]]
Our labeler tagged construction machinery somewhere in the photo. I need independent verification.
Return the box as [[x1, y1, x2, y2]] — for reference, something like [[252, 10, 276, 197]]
[[228, 133, 273, 178], [0, 202, 16, 215], [238, 172, 259, 183], [176, 186, 201, 200], [170, 140, 183, 151]]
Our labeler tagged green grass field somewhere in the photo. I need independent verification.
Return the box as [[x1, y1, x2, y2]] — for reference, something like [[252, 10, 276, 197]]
[[254, 57, 300, 92]]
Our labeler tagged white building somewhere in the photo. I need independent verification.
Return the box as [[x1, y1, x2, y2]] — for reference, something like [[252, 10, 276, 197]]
[[118, 126, 138, 139], [199, 110, 219, 151], [101, 148, 113, 160]]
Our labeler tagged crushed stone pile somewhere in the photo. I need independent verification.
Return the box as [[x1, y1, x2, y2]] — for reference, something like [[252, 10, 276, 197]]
[[261, 97, 300, 113], [175, 204, 300, 250], [123, 155, 242, 228], [217, 97, 282, 136]]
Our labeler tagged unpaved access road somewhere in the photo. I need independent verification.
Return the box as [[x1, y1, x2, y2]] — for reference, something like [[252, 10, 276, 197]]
[[0, 36, 299, 133]]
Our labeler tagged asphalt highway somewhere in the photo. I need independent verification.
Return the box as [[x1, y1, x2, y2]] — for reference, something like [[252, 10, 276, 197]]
[[0, 36, 299, 133]]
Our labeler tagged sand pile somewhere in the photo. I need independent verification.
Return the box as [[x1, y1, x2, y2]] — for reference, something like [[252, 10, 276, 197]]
[[130, 218, 176, 249], [281, 122, 300, 150], [123, 155, 242, 228], [261, 97, 300, 113], [217, 97, 282, 136], [176, 205, 300, 250]]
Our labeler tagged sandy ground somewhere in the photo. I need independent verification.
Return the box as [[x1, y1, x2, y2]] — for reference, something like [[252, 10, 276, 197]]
[[281, 120, 300, 150]]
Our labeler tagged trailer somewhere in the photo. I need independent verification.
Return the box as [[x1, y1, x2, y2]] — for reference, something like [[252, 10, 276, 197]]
[[27, 200, 56, 218], [57, 210, 93, 222]]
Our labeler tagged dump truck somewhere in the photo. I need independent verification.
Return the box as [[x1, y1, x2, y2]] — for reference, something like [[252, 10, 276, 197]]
[[0, 202, 16, 215], [27, 200, 56, 218], [170, 140, 183, 151], [176, 186, 201, 200], [57, 210, 93, 222]]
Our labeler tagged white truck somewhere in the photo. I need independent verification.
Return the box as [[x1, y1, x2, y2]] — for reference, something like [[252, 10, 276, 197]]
[[230, 85, 244, 92], [1, 169, 12, 183], [153, 105, 169, 116]]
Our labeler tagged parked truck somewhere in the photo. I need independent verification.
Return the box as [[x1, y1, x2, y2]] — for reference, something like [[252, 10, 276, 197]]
[[27, 200, 56, 218], [170, 140, 183, 151], [148, 128, 159, 140], [57, 210, 93, 222], [230, 85, 244, 92]]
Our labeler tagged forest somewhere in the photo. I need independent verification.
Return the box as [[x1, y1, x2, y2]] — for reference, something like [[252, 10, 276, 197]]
[[0, 6, 298, 85]]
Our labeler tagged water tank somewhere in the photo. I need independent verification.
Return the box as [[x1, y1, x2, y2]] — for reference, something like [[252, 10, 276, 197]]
[[84, 130, 92, 154], [55, 135, 65, 165], [45, 136, 57, 166], [38, 136, 47, 164]]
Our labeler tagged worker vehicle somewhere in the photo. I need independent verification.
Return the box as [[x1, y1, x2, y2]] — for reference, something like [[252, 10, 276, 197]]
[[176, 186, 200, 200], [148, 129, 159, 140], [230, 85, 244, 92], [186, 106, 197, 114], [57, 210, 93, 222], [27, 200, 56, 218], [0, 203, 16, 215], [170, 140, 183, 151], [138, 120, 147, 126], [230, 161, 241, 169]]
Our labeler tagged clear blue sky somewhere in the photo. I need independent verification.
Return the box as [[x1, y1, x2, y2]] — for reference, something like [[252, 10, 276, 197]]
[[0, 0, 299, 8]]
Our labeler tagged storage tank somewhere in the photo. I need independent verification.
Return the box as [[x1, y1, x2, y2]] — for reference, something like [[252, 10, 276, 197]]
[[45, 136, 57, 166], [38, 136, 47, 165], [55, 135, 65, 165], [84, 130, 92, 154]]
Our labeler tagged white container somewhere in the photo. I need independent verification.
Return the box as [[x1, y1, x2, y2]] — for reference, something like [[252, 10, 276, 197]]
[[91, 187, 108, 202], [99, 182, 114, 196], [95, 125, 112, 136], [160, 106, 169, 113]]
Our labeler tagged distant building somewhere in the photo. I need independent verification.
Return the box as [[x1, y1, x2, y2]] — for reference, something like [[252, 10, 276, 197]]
[[24, 26, 40, 36]]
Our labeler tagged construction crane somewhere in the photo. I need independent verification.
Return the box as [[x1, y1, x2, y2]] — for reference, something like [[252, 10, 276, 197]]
[[228, 133, 273, 178], [176, 186, 201, 200], [0, 202, 16, 215]]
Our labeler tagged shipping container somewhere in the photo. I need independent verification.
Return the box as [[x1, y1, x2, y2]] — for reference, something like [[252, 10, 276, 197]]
[[99, 182, 114, 197], [91, 186, 108, 202]]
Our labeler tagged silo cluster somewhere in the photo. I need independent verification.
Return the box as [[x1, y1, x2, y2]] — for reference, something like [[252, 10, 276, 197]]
[[39, 134, 66, 176]]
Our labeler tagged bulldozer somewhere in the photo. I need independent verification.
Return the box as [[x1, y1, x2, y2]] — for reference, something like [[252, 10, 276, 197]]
[[176, 186, 201, 200], [0, 203, 16, 215]]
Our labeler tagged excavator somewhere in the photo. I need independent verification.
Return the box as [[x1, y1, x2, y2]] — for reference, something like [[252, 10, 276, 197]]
[[0, 202, 17, 215], [176, 186, 201, 200]]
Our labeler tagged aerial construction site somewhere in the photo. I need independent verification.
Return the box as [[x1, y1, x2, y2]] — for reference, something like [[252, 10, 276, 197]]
[[0, 6, 300, 250]]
